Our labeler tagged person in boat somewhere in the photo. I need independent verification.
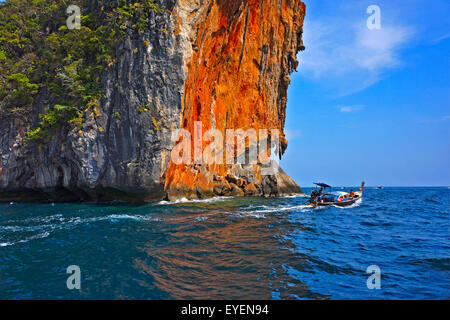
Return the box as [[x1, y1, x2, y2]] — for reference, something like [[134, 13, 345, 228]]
[[310, 190, 319, 203], [349, 189, 355, 199], [317, 187, 324, 203]]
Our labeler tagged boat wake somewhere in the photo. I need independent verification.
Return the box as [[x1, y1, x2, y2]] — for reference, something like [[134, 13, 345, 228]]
[[236, 204, 314, 216], [332, 198, 363, 209]]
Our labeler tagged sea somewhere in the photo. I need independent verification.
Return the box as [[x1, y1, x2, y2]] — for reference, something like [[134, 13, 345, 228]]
[[0, 187, 448, 299]]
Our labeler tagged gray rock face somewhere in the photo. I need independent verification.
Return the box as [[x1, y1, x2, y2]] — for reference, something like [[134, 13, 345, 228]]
[[0, 0, 186, 201], [70, 0, 186, 200], [0, 0, 304, 202]]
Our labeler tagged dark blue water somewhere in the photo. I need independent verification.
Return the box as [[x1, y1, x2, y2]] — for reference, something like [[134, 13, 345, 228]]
[[0, 187, 448, 299]]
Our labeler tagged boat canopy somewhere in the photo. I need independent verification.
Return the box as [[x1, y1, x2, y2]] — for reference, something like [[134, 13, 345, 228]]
[[314, 182, 332, 188]]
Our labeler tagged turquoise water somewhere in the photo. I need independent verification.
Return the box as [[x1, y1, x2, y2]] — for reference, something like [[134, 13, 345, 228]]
[[0, 187, 448, 299]]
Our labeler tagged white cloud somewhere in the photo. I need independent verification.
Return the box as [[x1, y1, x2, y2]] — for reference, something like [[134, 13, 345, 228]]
[[298, 16, 415, 95], [433, 33, 450, 43], [354, 25, 415, 71], [338, 105, 364, 113]]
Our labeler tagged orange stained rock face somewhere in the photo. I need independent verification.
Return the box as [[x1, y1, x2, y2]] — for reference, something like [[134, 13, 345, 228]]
[[165, 0, 306, 199]]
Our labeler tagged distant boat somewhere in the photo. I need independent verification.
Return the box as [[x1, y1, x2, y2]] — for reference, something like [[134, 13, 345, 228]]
[[303, 182, 365, 207], [377, 186, 383, 189]]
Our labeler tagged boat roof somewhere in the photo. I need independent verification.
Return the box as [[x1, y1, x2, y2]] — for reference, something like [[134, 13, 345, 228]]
[[314, 182, 332, 188]]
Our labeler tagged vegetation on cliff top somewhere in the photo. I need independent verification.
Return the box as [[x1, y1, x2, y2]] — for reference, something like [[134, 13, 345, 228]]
[[0, 0, 159, 142]]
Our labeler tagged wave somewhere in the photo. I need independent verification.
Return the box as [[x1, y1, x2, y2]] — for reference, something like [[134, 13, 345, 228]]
[[332, 198, 362, 209], [157, 196, 233, 205], [233, 198, 364, 216], [0, 213, 159, 247], [2, 214, 158, 230], [158, 194, 308, 205], [0, 231, 50, 247], [279, 194, 308, 198], [236, 204, 313, 216], [233, 211, 267, 219]]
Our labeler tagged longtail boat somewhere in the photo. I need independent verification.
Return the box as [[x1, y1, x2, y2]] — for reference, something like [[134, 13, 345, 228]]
[[304, 182, 365, 207]]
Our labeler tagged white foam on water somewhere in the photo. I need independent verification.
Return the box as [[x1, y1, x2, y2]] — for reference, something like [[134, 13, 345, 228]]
[[12, 214, 65, 224], [0, 231, 50, 247], [0, 213, 159, 247], [96, 214, 159, 222], [280, 194, 308, 198], [233, 212, 267, 219], [256, 204, 311, 214], [333, 198, 363, 209], [0, 224, 55, 232], [157, 196, 233, 205], [235, 204, 313, 217]]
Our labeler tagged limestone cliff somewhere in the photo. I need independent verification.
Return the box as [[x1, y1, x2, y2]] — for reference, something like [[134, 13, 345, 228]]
[[0, 0, 305, 202]]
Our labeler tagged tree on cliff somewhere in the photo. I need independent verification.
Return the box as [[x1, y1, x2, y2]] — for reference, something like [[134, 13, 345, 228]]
[[0, 0, 159, 142]]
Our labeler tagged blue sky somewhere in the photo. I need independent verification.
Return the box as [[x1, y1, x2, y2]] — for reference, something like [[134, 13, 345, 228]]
[[280, 0, 450, 187]]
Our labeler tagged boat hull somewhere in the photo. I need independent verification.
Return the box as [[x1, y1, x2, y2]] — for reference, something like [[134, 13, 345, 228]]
[[307, 182, 364, 208], [310, 193, 362, 207]]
